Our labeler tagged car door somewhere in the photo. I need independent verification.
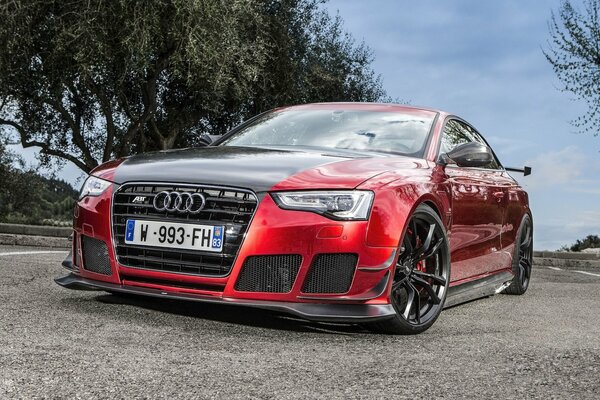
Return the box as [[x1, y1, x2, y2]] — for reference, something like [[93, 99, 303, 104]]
[[439, 119, 507, 282]]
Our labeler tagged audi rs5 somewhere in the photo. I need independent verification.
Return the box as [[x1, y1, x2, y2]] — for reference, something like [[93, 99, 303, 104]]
[[56, 103, 533, 334]]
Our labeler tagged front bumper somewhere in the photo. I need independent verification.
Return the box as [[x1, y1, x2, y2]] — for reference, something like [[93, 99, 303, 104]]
[[61, 182, 405, 322], [55, 272, 395, 322]]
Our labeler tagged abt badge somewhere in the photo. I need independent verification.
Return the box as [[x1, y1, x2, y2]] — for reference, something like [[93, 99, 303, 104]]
[[132, 196, 146, 204]]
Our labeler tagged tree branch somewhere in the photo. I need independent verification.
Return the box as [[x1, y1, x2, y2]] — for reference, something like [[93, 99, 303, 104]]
[[148, 117, 165, 147], [82, 76, 116, 162], [118, 46, 176, 156], [0, 117, 91, 171], [42, 93, 97, 168]]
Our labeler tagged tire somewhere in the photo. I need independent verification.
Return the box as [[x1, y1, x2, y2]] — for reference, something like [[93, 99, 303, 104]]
[[367, 204, 451, 335], [503, 214, 533, 295]]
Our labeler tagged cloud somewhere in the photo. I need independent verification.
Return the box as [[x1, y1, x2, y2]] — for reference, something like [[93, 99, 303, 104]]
[[486, 135, 536, 156], [522, 145, 586, 190], [535, 209, 600, 250]]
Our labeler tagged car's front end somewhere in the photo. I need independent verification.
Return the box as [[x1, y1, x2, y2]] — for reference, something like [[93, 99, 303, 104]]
[[58, 169, 404, 321]]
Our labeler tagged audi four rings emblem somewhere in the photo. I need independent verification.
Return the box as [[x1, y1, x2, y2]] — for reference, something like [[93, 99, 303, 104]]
[[153, 191, 206, 213]]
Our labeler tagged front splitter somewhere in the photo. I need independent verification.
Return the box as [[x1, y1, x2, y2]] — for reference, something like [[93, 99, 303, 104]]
[[55, 273, 396, 323]]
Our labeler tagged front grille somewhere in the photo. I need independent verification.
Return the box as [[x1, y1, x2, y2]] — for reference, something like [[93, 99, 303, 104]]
[[235, 255, 302, 293], [112, 183, 258, 277], [302, 253, 358, 294], [81, 236, 112, 275]]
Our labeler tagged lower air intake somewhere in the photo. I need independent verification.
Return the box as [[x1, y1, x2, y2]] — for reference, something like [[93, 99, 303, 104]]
[[235, 255, 302, 293], [302, 253, 358, 294], [81, 236, 112, 275]]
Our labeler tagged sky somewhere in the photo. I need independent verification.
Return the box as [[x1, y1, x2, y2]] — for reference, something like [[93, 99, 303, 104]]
[[11, 0, 600, 250]]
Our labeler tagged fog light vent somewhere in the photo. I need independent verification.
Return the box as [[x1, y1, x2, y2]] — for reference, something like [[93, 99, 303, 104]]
[[302, 253, 358, 294], [235, 255, 302, 293], [81, 236, 112, 276]]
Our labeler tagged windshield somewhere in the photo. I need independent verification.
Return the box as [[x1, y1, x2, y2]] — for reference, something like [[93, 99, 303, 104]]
[[218, 108, 436, 156]]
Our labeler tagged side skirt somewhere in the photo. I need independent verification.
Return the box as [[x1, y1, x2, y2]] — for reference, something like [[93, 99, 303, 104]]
[[443, 271, 513, 309]]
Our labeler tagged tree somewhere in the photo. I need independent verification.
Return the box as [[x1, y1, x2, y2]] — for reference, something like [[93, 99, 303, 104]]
[[0, 141, 40, 221], [545, 0, 600, 135], [0, 0, 388, 173], [0, 141, 76, 224], [559, 234, 600, 251], [243, 1, 386, 115]]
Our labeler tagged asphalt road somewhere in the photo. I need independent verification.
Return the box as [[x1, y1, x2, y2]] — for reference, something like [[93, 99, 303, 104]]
[[1, 245, 599, 399]]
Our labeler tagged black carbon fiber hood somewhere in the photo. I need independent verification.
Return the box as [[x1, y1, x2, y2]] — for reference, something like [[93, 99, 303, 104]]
[[111, 146, 356, 193]]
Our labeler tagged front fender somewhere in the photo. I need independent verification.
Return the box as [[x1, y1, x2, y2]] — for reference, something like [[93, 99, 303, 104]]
[[360, 170, 451, 247]]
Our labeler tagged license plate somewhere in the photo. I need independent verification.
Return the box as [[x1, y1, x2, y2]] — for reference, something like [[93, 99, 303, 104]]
[[124, 219, 224, 252]]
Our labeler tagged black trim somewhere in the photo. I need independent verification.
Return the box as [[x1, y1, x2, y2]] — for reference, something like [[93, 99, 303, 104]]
[[56, 269, 515, 322], [444, 271, 513, 308], [505, 166, 532, 176], [297, 271, 390, 301], [423, 112, 440, 160], [61, 251, 77, 272], [54, 274, 396, 322], [357, 249, 396, 271]]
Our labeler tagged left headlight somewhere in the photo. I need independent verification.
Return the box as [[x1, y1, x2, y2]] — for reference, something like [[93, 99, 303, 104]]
[[271, 190, 374, 220], [79, 176, 111, 200]]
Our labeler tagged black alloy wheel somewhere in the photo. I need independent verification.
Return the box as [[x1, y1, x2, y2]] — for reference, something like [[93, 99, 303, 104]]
[[503, 214, 533, 295], [369, 204, 451, 334]]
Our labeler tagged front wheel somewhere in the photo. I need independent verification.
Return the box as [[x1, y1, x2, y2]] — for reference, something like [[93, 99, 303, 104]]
[[368, 204, 451, 334]]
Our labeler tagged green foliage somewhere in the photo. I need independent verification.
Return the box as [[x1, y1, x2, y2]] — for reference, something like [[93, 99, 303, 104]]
[[0, 0, 388, 172], [561, 234, 600, 252], [0, 143, 76, 225], [545, 0, 600, 135]]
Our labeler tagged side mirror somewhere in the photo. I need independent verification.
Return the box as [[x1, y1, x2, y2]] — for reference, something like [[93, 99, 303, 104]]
[[440, 142, 494, 168], [195, 134, 213, 147]]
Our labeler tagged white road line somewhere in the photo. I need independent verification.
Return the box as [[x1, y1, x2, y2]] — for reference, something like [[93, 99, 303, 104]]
[[573, 270, 600, 278], [548, 266, 562, 271], [0, 251, 68, 256]]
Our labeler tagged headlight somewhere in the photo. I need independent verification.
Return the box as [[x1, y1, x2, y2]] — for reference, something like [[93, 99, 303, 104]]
[[79, 176, 111, 200], [271, 190, 374, 220]]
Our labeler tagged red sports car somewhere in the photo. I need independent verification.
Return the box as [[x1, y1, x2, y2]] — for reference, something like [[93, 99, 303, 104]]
[[56, 103, 533, 334]]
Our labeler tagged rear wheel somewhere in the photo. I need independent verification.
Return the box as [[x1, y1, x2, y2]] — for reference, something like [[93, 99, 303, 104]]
[[503, 215, 533, 295], [368, 204, 451, 334]]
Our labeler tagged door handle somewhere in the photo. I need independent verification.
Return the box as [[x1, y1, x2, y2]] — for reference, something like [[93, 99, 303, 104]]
[[493, 191, 505, 201]]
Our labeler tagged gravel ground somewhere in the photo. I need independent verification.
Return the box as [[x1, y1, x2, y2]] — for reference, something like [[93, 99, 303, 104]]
[[1, 245, 599, 399]]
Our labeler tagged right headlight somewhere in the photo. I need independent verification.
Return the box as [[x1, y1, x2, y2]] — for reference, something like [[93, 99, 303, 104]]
[[271, 190, 374, 220], [79, 175, 111, 200]]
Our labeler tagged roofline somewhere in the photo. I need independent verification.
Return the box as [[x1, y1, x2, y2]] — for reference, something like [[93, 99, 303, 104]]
[[280, 101, 448, 115]]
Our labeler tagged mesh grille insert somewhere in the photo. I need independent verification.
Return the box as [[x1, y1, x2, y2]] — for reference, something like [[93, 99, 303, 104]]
[[235, 255, 302, 293], [81, 236, 112, 275], [302, 253, 358, 294]]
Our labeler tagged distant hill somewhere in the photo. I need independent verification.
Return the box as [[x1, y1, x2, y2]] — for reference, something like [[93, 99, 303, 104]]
[[0, 169, 77, 226]]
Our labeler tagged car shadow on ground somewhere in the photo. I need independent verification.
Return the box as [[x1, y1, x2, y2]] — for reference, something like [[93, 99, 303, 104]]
[[93, 292, 371, 335]]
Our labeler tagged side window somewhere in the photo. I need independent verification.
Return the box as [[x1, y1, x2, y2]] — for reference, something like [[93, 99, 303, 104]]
[[469, 129, 501, 169], [439, 120, 474, 155], [439, 119, 500, 170]]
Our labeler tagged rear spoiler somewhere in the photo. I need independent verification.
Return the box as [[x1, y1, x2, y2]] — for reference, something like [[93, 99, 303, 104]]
[[505, 166, 532, 176]]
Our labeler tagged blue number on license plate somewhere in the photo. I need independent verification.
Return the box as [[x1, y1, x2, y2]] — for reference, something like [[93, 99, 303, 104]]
[[212, 226, 223, 250]]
